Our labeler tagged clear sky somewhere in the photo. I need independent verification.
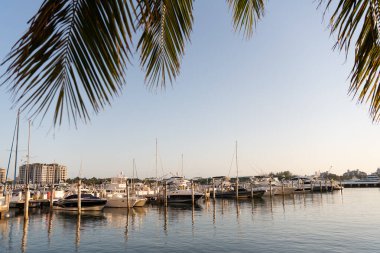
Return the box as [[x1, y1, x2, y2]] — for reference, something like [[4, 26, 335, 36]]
[[1, 1, 380, 180]]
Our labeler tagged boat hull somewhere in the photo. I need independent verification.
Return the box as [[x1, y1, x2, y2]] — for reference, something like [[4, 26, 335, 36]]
[[53, 205, 105, 211], [214, 189, 265, 199], [54, 195, 107, 211], [105, 197, 147, 208], [166, 193, 204, 204], [133, 198, 147, 207]]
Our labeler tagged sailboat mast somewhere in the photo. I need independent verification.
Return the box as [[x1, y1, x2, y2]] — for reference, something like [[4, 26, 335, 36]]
[[236, 140, 239, 199], [132, 158, 135, 193], [26, 120, 31, 187], [181, 153, 184, 177]]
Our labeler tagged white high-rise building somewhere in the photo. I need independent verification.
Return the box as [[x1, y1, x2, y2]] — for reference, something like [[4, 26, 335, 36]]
[[18, 163, 67, 185], [0, 168, 6, 183]]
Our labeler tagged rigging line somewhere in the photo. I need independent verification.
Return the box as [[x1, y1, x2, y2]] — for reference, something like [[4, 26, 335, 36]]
[[159, 155, 165, 178], [227, 147, 236, 178], [13, 110, 20, 187], [4, 113, 18, 193]]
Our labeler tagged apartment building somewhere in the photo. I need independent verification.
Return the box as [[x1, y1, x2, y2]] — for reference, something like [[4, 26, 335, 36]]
[[0, 168, 6, 183], [18, 163, 67, 185]]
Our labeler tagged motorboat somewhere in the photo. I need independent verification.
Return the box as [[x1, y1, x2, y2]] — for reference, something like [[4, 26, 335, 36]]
[[165, 177, 204, 204], [53, 193, 107, 211], [291, 176, 313, 192], [105, 192, 147, 208]]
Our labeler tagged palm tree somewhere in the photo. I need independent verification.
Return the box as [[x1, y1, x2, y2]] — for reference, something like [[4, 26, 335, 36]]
[[1, 0, 379, 125]]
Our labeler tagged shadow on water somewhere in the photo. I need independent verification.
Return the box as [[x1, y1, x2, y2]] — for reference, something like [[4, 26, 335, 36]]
[[54, 210, 106, 224]]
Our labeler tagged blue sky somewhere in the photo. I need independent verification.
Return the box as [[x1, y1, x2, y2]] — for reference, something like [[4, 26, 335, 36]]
[[1, 1, 379, 179]]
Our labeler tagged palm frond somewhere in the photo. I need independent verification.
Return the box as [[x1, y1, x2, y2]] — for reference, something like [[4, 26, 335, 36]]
[[227, 0, 265, 39], [136, 0, 194, 89], [1, 0, 134, 125], [323, 0, 380, 121]]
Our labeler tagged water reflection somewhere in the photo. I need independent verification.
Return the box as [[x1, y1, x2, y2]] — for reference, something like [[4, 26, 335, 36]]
[[235, 200, 240, 223], [75, 214, 81, 249], [5, 190, 378, 253], [124, 209, 129, 240], [21, 220, 28, 253]]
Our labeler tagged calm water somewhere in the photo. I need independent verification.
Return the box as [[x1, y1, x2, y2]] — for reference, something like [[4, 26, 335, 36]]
[[1, 188, 380, 253]]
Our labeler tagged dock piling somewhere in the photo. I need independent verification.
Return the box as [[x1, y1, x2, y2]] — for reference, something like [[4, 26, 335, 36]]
[[49, 186, 54, 210], [78, 180, 82, 214], [191, 180, 195, 206], [24, 186, 30, 220], [164, 182, 168, 207], [212, 178, 215, 200]]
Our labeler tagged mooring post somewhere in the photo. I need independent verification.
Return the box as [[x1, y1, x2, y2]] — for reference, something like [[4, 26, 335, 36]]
[[6, 192, 10, 209], [24, 186, 30, 220], [212, 178, 215, 200], [126, 179, 130, 208], [236, 178, 239, 200], [49, 186, 54, 210], [281, 181, 285, 195], [269, 180, 273, 197], [78, 180, 82, 214], [302, 180, 305, 193], [319, 181, 322, 193], [164, 182, 168, 207], [191, 180, 195, 206], [251, 183, 254, 198]]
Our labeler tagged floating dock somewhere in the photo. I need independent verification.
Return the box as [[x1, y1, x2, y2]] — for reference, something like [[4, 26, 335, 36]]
[[341, 181, 380, 188]]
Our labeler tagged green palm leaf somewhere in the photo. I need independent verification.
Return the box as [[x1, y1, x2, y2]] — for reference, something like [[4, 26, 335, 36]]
[[136, 0, 194, 89], [1, 0, 134, 125], [227, 0, 265, 39], [323, 0, 380, 121]]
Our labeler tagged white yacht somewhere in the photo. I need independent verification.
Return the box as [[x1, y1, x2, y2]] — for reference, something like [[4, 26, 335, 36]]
[[252, 176, 295, 196], [104, 173, 147, 208]]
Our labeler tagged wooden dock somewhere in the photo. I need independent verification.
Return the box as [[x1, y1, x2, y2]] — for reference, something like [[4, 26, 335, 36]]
[[9, 199, 51, 209], [341, 181, 380, 188], [0, 194, 10, 219]]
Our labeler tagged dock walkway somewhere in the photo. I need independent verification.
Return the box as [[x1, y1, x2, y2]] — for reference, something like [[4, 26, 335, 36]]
[[341, 181, 380, 188]]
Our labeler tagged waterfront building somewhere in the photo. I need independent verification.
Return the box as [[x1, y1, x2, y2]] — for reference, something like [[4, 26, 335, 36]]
[[18, 163, 67, 185], [0, 168, 6, 183]]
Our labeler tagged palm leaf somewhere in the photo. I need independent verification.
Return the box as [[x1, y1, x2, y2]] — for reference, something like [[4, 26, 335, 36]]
[[136, 0, 194, 89], [322, 0, 380, 121], [227, 0, 265, 39], [1, 0, 134, 125]]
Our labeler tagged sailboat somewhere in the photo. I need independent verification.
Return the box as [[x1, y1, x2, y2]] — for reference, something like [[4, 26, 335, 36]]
[[212, 141, 265, 199]]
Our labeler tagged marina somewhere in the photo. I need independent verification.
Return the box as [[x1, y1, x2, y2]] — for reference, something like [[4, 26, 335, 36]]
[[0, 1, 380, 252], [1, 188, 379, 253]]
